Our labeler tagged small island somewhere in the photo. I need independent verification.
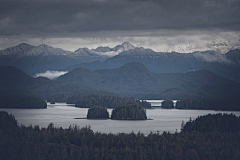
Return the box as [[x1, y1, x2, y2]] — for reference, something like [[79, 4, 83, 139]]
[[161, 100, 174, 109], [87, 106, 109, 119], [111, 105, 147, 120]]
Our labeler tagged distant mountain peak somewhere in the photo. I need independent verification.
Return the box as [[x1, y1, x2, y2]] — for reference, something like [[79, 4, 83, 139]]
[[121, 42, 135, 50], [114, 42, 135, 52], [91, 42, 136, 57]]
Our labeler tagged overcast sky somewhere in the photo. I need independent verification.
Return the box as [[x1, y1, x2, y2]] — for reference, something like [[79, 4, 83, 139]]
[[0, 0, 240, 52]]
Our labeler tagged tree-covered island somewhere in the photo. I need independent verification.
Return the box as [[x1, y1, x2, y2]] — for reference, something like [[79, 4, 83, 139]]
[[161, 100, 174, 109], [87, 106, 109, 119], [111, 105, 147, 120]]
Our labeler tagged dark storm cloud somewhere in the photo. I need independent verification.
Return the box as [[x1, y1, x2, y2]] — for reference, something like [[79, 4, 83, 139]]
[[0, 0, 240, 37]]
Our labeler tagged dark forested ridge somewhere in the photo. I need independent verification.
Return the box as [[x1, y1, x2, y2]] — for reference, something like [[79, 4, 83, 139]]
[[57, 62, 240, 99], [87, 106, 109, 119], [1, 64, 240, 111], [1, 111, 240, 160], [0, 66, 113, 102], [68, 94, 151, 108], [111, 105, 147, 120], [64, 48, 240, 83], [176, 97, 240, 111], [0, 96, 47, 109]]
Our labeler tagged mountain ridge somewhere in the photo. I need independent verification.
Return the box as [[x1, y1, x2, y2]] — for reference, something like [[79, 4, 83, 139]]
[[1, 42, 240, 82]]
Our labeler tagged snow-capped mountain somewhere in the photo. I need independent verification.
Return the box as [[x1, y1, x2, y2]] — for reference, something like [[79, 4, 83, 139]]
[[0, 41, 136, 58], [0, 43, 72, 57], [0, 43, 108, 75], [25, 44, 73, 56], [0, 43, 34, 57]]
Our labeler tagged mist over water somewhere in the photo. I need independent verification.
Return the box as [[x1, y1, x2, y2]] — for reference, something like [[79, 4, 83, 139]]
[[34, 70, 68, 80]]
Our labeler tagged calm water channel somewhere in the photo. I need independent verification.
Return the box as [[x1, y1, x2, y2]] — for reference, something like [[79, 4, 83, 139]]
[[1, 102, 240, 135]]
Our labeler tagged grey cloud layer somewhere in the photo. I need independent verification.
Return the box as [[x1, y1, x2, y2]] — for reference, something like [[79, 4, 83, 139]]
[[1, 0, 240, 37]]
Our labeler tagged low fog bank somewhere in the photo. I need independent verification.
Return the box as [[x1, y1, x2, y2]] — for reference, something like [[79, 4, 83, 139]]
[[34, 70, 68, 80]]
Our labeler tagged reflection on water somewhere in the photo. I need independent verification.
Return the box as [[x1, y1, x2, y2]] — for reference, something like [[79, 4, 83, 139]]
[[1, 102, 240, 135]]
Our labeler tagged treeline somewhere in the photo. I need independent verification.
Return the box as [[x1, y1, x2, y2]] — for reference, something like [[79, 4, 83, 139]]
[[67, 94, 151, 108], [182, 113, 240, 132], [0, 96, 47, 109], [1, 111, 240, 160], [176, 97, 240, 110]]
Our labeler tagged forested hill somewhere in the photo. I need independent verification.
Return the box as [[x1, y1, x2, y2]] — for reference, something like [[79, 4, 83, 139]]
[[1, 64, 240, 104], [0, 66, 113, 101], [57, 62, 240, 99]]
